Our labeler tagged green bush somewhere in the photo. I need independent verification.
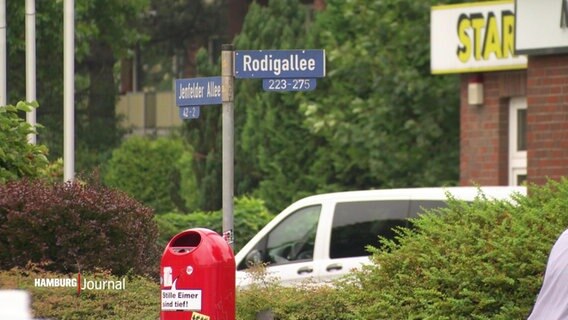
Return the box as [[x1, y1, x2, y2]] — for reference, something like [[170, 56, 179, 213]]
[[155, 196, 273, 252], [236, 265, 351, 320], [345, 180, 568, 319], [103, 136, 198, 213], [0, 101, 49, 183], [1, 267, 159, 320], [0, 179, 160, 276]]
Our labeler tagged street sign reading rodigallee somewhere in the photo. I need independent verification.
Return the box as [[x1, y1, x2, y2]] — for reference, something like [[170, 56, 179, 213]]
[[175, 76, 222, 106], [234, 50, 325, 79]]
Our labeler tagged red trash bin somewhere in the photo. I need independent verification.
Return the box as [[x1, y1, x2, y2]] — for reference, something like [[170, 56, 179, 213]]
[[160, 228, 235, 320]]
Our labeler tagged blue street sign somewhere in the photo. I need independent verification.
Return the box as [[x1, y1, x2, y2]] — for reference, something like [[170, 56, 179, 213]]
[[262, 78, 317, 92], [179, 106, 200, 120], [175, 76, 222, 106], [235, 49, 325, 79]]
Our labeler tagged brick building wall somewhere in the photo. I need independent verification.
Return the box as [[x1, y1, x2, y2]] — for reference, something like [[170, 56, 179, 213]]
[[460, 71, 526, 185], [527, 54, 568, 184]]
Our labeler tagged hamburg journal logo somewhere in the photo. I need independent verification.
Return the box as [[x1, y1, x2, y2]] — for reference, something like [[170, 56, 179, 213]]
[[34, 273, 126, 295]]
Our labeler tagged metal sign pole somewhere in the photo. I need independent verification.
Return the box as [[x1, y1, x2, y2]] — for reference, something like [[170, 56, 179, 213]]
[[221, 44, 235, 249]]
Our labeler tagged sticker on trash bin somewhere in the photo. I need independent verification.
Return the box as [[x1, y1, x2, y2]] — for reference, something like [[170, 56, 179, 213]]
[[161, 289, 202, 311], [163, 266, 173, 287], [191, 311, 210, 320], [223, 229, 234, 244]]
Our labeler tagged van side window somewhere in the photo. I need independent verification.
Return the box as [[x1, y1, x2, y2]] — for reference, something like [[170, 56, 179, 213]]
[[408, 200, 448, 218], [330, 200, 409, 259], [238, 205, 321, 270]]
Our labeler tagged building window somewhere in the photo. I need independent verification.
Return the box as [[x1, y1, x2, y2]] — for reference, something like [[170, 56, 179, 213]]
[[509, 97, 527, 185]]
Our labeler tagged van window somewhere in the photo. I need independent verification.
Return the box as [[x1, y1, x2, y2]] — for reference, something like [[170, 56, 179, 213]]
[[408, 200, 448, 218], [330, 200, 409, 259], [238, 205, 321, 270]]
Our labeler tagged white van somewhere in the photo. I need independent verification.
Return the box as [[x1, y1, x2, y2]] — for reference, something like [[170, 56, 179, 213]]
[[235, 186, 526, 287]]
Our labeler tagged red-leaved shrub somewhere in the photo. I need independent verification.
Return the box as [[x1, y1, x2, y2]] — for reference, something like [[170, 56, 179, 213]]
[[0, 179, 160, 275]]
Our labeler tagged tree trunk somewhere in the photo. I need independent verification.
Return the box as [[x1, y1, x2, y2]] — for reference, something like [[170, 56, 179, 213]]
[[85, 40, 119, 150]]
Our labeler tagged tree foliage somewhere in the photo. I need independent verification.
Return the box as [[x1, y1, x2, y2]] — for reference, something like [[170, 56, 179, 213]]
[[0, 101, 49, 183], [180, 48, 224, 211], [3, 0, 463, 215], [75, 0, 150, 170], [234, 0, 322, 212], [231, 0, 461, 212], [144, 0, 224, 54], [6, 0, 149, 172], [139, 0, 225, 91], [301, 0, 461, 190]]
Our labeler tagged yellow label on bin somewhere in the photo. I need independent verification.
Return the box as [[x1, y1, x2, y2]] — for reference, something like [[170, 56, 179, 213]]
[[191, 311, 210, 320]]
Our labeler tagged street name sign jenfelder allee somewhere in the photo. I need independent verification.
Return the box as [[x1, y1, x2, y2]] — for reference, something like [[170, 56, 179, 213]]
[[175, 76, 222, 119], [234, 49, 325, 92], [176, 76, 222, 106]]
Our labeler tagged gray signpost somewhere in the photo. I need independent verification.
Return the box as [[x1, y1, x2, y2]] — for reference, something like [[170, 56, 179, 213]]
[[221, 44, 235, 247]]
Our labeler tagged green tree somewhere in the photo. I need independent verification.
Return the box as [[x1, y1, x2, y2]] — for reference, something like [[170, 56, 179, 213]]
[[0, 101, 49, 183], [139, 0, 227, 211], [233, 0, 461, 212], [301, 0, 461, 190], [179, 49, 223, 211], [6, 1, 64, 159], [234, 0, 320, 212], [76, 0, 150, 170], [137, 0, 226, 92]]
